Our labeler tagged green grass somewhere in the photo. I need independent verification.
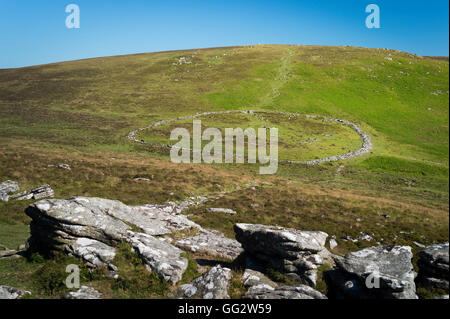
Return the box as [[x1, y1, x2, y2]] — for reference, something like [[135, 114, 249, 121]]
[[361, 156, 449, 178]]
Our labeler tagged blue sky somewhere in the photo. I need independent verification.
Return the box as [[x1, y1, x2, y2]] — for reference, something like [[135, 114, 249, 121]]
[[0, 0, 448, 68]]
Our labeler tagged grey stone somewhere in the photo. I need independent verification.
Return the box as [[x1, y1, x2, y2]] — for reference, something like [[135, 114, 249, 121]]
[[173, 265, 232, 299], [25, 196, 191, 285], [0, 249, 17, 258], [12, 185, 54, 201], [65, 237, 117, 269], [0, 180, 19, 202], [418, 243, 449, 291], [26, 197, 131, 248], [234, 223, 329, 286], [108, 203, 203, 236], [242, 269, 278, 288], [64, 286, 101, 299], [175, 229, 243, 260], [206, 208, 237, 215], [244, 284, 327, 299], [234, 223, 328, 257], [0, 286, 31, 299], [329, 239, 338, 250], [332, 245, 418, 299], [126, 231, 188, 285]]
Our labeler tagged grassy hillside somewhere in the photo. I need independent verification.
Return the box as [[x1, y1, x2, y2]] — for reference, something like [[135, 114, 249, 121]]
[[0, 45, 448, 298]]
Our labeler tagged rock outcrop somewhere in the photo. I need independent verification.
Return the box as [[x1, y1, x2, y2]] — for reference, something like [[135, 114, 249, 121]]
[[418, 243, 449, 291], [106, 203, 203, 236], [64, 286, 101, 299], [244, 285, 327, 299], [234, 223, 331, 286], [0, 180, 19, 202], [127, 231, 188, 285], [175, 229, 243, 260], [25, 197, 188, 285], [0, 286, 31, 299], [12, 185, 54, 201], [173, 265, 232, 299], [330, 245, 418, 299]]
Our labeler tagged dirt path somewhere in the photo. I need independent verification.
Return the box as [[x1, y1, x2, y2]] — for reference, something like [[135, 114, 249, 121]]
[[259, 48, 295, 107]]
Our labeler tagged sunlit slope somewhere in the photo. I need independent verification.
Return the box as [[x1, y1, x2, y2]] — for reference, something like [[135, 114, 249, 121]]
[[0, 45, 448, 168]]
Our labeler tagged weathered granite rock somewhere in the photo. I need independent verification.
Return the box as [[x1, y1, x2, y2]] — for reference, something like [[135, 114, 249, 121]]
[[26, 197, 131, 249], [234, 223, 330, 286], [65, 237, 117, 269], [241, 255, 278, 288], [242, 269, 278, 288], [0, 249, 17, 258], [109, 203, 203, 236], [0, 180, 19, 202], [25, 197, 190, 285], [173, 266, 232, 299], [12, 185, 54, 201], [126, 231, 188, 285], [64, 286, 101, 299], [57, 164, 71, 171], [175, 229, 243, 260], [0, 286, 31, 299], [244, 284, 327, 299], [331, 245, 418, 299], [206, 208, 237, 215], [418, 243, 449, 291], [329, 239, 338, 250]]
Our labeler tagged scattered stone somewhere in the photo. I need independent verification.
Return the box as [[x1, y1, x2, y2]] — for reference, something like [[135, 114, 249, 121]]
[[0, 249, 17, 258], [234, 223, 331, 286], [59, 163, 71, 170], [244, 285, 327, 299], [64, 286, 101, 299], [329, 239, 338, 250], [12, 185, 54, 201], [434, 295, 449, 299], [0, 286, 31, 299], [418, 243, 449, 291], [206, 208, 237, 215], [173, 265, 232, 299], [413, 241, 425, 248], [330, 245, 418, 299], [175, 229, 243, 260], [127, 231, 188, 285], [358, 232, 375, 242], [0, 180, 19, 202]]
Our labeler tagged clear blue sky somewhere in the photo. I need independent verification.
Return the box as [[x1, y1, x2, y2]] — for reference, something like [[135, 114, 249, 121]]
[[0, 0, 448, 68]]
